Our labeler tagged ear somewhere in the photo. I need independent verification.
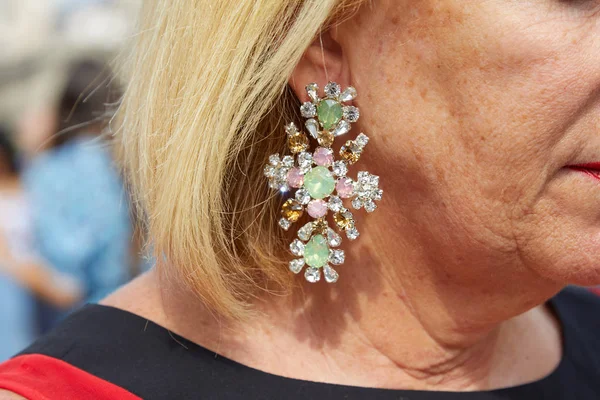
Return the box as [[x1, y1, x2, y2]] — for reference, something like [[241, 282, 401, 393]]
[[289, 28, 351, 102]]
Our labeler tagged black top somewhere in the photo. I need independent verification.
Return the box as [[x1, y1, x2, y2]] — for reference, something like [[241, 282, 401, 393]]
[[20, 287, 600, 399]]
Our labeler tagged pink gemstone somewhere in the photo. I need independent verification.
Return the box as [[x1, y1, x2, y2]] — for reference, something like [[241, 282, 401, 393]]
[[307, 199, 328, 218], [313, 147, 334, 167], [286, 167, 304, 188], [336, 177, 354, 198]]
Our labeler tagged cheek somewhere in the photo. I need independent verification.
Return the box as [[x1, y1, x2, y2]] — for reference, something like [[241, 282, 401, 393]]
[[346, 1, 600, 281], [353, 0, 597, 171]]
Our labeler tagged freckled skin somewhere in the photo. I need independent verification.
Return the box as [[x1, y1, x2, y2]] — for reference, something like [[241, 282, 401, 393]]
[[332, 0, 600, 320], [86, 1, 600, 392]]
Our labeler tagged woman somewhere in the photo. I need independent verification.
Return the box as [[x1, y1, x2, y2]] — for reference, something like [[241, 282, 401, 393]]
[[0, 132, 82, 361], [1, 1, 599, 398], [16, 60, 133, 332]]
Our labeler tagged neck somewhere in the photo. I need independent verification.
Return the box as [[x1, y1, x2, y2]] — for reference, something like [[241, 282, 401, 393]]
[[122, 233, 562, 391], [247, 231, 562, 390], [105, 154, 566, 389], [107, 189, 564, 391]]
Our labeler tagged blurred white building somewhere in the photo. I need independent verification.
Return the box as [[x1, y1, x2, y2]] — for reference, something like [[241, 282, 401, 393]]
[[0, 0, 140, 129]]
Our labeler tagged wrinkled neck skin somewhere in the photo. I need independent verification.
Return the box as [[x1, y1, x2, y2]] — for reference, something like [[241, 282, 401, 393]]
[[113, 213, 564, 392]]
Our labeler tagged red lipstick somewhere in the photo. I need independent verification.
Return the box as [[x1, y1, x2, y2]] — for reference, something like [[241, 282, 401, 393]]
[[567, 162, 600, 182]]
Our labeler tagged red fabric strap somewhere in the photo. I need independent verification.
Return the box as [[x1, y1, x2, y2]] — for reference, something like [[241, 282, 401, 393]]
[[0, 354, 140, 400]]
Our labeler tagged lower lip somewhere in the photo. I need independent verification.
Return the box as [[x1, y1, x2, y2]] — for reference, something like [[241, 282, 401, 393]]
[[567, 167, 600, 182]]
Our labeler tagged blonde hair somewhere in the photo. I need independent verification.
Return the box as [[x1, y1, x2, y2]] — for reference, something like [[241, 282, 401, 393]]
[[116, 0, 361, 318]]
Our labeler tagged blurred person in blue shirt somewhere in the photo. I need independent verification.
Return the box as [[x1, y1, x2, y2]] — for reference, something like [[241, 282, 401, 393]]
[[17, 61, 133, 331], [0, 131, 82, 360]]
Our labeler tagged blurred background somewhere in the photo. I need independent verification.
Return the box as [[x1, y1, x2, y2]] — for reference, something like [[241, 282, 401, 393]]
[[0, 0, 143, 361]]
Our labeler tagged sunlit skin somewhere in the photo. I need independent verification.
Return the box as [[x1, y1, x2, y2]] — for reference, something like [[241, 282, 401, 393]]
[[62, 0, 600, 394]]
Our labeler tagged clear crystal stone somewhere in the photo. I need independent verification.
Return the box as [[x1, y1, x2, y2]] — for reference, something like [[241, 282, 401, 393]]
[[339, 86, 357, 102], [368, 174, 380, 187], [351, 171, 382, 209], [305, 119, 319, 139], [264, 165, 275, 178], [341, 208, 354, 221], [332, 120, 351, 137], [299, 165, 312, 175], [269, 180, 280, 189], [355, 133, 369, 148], [295, 188, 311, 205], [279, 218, 291, 231], [297, 152, 313, 172], [329, 249, 345, 265], [297, 222, 314, 241], [290, 239, 305, 257], [282, 155, 294, 168], [279, 183, 290, 193], [267, 156, 290, 190], [374, 189, 383, 201], [275, 166, 288, 180], [285, 122, 298, 135], [306, 83, 319, 102], [352, 197, 363, 210], [327, 228, 342, 247], [289, 258, 305, 274], [328, 195, 343, 212], [323, 265, 339, 283], [364, 199, 377, 213], [300, 102, 317, 118], [356, 187, 369, 198], [304, 267, 321, 283], [324, 82, 341, 98], [346, 226, 360, 240], [343, 106, 360, 123], [332, 160, 348, 177], [269, 154, 280, 166]]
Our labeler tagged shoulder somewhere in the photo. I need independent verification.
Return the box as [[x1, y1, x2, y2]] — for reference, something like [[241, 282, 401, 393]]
[[0, 304, 174, 399], [0, 302, 233, 399]]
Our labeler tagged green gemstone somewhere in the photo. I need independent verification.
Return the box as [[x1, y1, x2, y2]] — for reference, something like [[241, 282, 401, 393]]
[[304, 234, 329, 268], [303, 166, 335, 199], [317, 99, 343, 130]]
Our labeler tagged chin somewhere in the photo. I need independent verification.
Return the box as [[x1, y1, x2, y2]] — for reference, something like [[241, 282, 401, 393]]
[[525, 172, 600, 286], [534, 233, 600, 287], [562, 250, 600, 286]]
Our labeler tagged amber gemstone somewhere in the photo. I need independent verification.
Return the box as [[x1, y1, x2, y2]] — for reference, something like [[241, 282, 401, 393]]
[[333, 210, 354, 230], [281, 199, 303, 222], [340, 140, 361, 164], [317, 130, 335, 148], [288, 133, 309, 154], [312, 218, 328, 235]]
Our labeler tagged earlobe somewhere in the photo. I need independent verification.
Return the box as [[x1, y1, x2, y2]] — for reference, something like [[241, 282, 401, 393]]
[[289, 29, 350, 102]]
